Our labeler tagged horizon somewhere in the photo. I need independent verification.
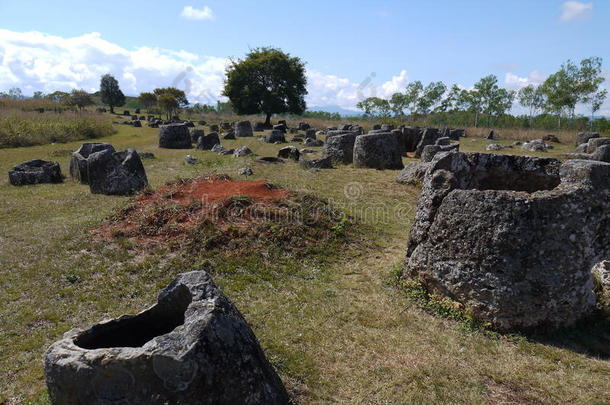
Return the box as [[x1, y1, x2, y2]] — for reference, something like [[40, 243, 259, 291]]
[[0, 0, 608, 115]]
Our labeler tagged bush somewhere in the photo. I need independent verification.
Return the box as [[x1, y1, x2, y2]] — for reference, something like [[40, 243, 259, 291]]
[[0, 110, 116, 148]]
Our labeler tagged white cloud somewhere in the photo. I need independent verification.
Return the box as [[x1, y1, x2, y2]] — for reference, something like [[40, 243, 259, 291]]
[[560, 1, 593, 22], [0, 29, 415, 111], [0, 29, 228, 104], [504, 70, 545, 90], [181, 5, 215, 21]]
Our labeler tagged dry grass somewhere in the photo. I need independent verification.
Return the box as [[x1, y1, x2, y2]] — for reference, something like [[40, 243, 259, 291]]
[[0, 122, 608, 404]]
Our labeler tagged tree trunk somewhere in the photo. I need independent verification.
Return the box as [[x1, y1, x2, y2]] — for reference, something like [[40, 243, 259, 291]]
[[264, 113, 272, 128]]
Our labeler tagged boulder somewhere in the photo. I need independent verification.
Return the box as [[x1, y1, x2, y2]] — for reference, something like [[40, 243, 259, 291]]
[[576, 132, 599, 146], [299, 156, 333, 169], [323, 132, 358, 164], [353, 132, 404, 170], [592, 261, 610, 308], [9, 160, 63, 186], [304, 138, 324, 147], [298, 122, 310, 130], [381, 124, 394, 132], [185, 121, 195, 128], [159, 124, 192, 149], [305, 129, 317, 140], [449, 129, 466, 140], [87, 149, 148, 196], [277, 146, 300, 161], [421, 144, 460, 163], [139, 152, 155, 159], [44, 271, 289, 405], [273, 124, 287, 133], [486, 130, 495, 140], [522, 139, 549, 152], [185, 155, 199, 165], [209, 124, 219, 132], [253, 122, 265, 132], [414, 128, 440, 158], [591, 144, 610, 163], [123, 110, 130, 116], [190, 129, 205, 144], [405, 152, 610, 331], [133, 120, 142, 128], [396, 162, 431, 185], [233, 146, 253, 157], [486, 143, 505, 151], [264, 130, 286, 143], [198, 120, 207, 126], [585, 137, 610, 153], [196, 133, 220, 150], [238, 167, 253, 176], [372, 124, 381, 130], [435, 137, 450, 146], [542, 134, 560, 143], [223, 131, 236, 140], [402, 127, 423, 153], [70, 143, 116, 183], [235, 121, 253, 137]]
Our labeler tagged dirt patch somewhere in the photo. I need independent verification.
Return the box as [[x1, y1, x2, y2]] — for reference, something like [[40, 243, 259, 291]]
[[95, 175, 348, 256]]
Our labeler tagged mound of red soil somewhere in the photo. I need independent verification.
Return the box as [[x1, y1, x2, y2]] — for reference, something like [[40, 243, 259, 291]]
[[96, 176, 297, 245], [142, 177, 289, 206]]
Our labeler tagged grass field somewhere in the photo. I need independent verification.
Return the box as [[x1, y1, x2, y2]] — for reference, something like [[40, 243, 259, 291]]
[[0, 119, 609, 404]]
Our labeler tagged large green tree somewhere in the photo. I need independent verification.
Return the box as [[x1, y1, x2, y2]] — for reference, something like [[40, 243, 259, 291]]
[[518, 85, 546, 124], [67, 89, 94, 111], [100, 74, 125, 113], [223, 47, 307, 127], [138, 92, 157, 110]]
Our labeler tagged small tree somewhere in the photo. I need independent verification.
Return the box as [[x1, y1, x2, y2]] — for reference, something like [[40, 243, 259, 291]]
[[518, 85, 546, 125], [356, 97, 391, 117], [158, 94, 179, 119], [223, 47, 307, 127], [138, 92, 157, 110], [46, 91, 70, 104], [403, 81, 423, 117], [153, 88, 188, 106], [100, 74, 125, 113], [416, 81, 447, 114], [67, 90, 94, 111]]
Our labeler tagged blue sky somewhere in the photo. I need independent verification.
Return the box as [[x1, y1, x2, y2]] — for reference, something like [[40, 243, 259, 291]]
[[0, 0, 608, 114]]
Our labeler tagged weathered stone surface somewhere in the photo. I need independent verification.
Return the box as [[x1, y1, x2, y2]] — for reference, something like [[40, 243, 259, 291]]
[[196, 133, 220, 150], [323, 132, 358, 164], [273, 124, 287, 133], [422, 144, 459, 162], [298, 122, 310, 130], [305, 129, 317, 140], [209, 124, 219, 132], [253, 122, 265, 132], [522, 139, 550, 152], [277, 146, 300, 161], [87, 149, 148, 196], [381, 124, 394, 132], [449, 129, 466, 140], [404, 152, 610, 331], [44, 270, 289, 405], [486, 143, 505, 151], [401, 127, 423, 153], [304, 138, 324, 147], [354, 132, 404, 170], [396, 162, 431, 185], [592, 261, 610, 308], [190, 129, 205, 144], [238, 167, 253, 176], [299, 156, 333, 169], [233, 146, 253, 157], [70, 143, 116, 183], [133, 120, 142, 128], [542, 134, 560, 143], [159, 124, 192, 149], [414, 128, 440, 158], [184, 155, 199, 165], [264, 130, 286, 143], [585, 137, 610, 153], [220, 122, 232, 130], [486, 130, 495, 140], [591, 144, 610, 163], [576, 132, 599, 146], [435, 137, 450, 146], [9, 159, 63, 186], [235, 121, 253, 137]]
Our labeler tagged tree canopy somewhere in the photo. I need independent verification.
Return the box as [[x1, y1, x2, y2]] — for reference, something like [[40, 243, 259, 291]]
[[100, 74, 125, 113], [223, 47, 307, 126]]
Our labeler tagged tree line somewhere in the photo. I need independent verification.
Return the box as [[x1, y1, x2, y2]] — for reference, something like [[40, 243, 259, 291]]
[[356, 57, 607, 130]]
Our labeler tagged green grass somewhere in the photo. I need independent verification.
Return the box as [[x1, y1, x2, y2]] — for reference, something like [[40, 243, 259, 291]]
[[0, 109, 116, 148], [0, 122, 609, 404]]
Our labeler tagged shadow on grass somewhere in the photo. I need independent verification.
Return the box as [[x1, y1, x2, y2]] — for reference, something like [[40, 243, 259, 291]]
[[526, 313, 610, 359]]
